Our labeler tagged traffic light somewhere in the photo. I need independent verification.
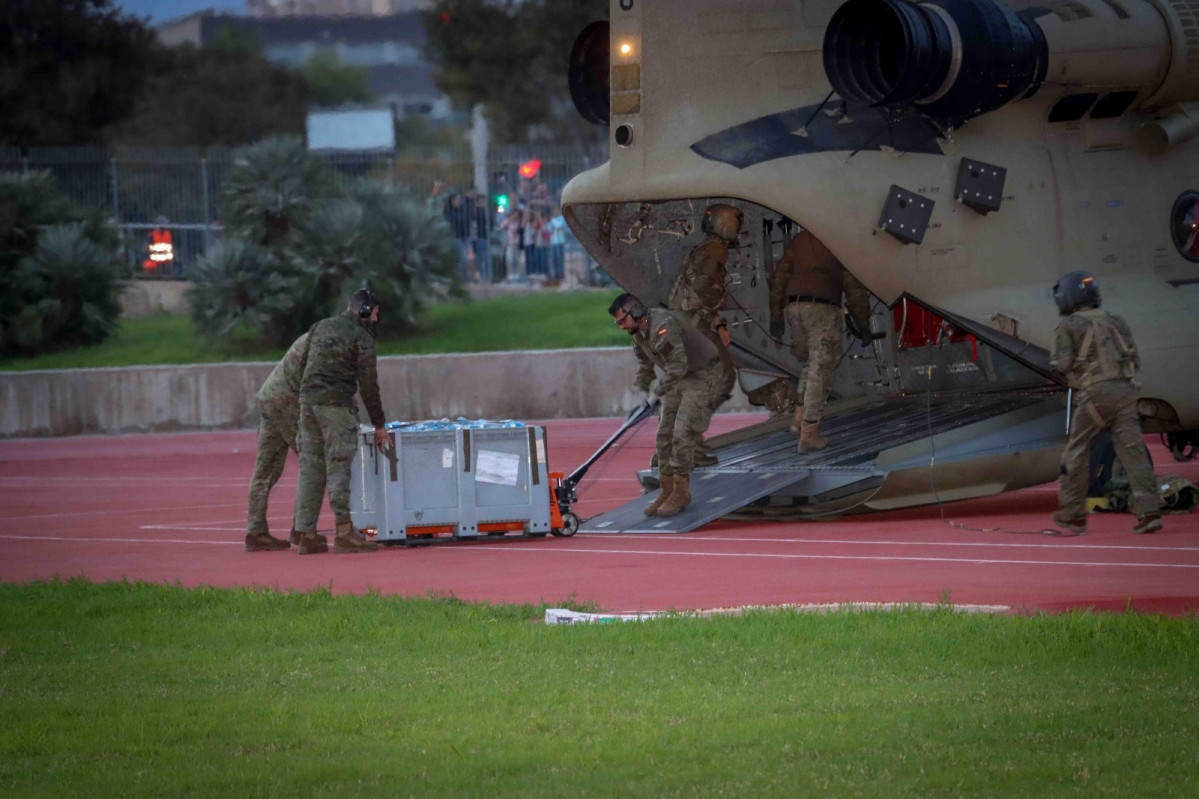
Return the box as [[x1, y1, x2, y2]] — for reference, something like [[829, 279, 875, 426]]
[[519, 158, 542, 180], [495, 193, 510, 214]]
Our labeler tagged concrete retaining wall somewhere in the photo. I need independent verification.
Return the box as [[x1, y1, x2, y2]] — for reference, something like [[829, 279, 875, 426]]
[[119, 281, 192, 318], [0, 348, 753, 438]]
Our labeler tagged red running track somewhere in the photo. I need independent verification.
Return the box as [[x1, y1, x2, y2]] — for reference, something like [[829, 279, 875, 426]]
[[2, 415, 1197, 615]]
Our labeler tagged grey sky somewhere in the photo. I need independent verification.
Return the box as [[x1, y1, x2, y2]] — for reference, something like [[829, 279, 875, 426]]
[[112, 1, 244, 25]]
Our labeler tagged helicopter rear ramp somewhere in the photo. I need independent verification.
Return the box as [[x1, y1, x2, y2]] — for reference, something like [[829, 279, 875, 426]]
[[578, 388, 1067, 534]]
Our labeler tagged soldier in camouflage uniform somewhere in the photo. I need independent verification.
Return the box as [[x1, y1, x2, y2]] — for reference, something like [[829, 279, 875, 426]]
[[1050, 271, 1162, 535], [667, 203, 743, 465], [768, 229, 872, 452], [292, 289, 391, 554], [610, 293, 723, 518], [244, 332, 309, 552]]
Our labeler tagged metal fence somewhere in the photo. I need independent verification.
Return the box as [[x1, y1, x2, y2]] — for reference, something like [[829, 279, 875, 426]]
[[0, 144, 611, 285]]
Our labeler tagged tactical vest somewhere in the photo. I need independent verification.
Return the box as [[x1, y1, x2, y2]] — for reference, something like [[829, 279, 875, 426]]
[[1073, 308, 1136, 389], [644, 309, 718, 371]]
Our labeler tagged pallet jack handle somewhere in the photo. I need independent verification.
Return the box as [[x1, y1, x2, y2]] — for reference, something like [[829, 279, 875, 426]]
[[548, 398, 660, 537], [562, 397, 660, 496]]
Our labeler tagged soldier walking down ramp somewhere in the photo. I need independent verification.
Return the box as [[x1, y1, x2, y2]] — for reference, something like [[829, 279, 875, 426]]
[[768, 228, 872, 452], [292, 289, 391, 554], [244, 332, 309, 552], [667, 203, 743, 465], [609, 293, 723, 518], [1049, 271, 1162, 536]]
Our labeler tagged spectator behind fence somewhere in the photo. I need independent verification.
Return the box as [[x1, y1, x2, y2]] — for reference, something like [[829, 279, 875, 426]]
[[501, 206, 525, 283], [468, 188, 493, 284], [426, 180, 447, 217], [523, 209, 545, 279], [443, 192, 475, 282], [547, 205, 566, 282]]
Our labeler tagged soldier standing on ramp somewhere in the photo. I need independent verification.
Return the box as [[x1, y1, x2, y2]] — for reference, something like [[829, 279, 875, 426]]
[[244, 331, 309, 552], [610, 293, 723, 518], [768, 228, 872, 452], [1049, 271, 1162, 536], [292, 289, 391, 554], [666, 203, 743, 465]]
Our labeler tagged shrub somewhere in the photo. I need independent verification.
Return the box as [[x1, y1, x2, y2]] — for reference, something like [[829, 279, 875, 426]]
[[189, 137, 461, 346], [0, 172, 124, 357]]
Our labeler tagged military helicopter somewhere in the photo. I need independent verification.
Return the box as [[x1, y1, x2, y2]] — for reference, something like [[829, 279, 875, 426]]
[[560, 0, 1199, 532]]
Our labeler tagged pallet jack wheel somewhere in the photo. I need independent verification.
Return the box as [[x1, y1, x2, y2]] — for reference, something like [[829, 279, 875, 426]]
[[551, 512, 579, 537]]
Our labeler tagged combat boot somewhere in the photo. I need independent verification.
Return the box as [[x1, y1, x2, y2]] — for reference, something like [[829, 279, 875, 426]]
[[1051, 510, 1087, 536], [655, 475, 691, 517], [288, 529, 303, 545], [244, 530, 290, 552], [644, 475, 676, 516], [798, 420, 828, 452], [790, 405, 805, 434], [334, 521, 378, 553], [297, 531, 328, 555], [1132, 514, 1162, 535]]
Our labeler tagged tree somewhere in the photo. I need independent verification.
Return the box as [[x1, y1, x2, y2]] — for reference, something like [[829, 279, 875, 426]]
[[0, 0, 157, 147], [107, 43, 308, 149], [423, 0, 607, 143], [301, 49, 377, 108], [190, 137, 462, 346], [0, 171, 124, 356]]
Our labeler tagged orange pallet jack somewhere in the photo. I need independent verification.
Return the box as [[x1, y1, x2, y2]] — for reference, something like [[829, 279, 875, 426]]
[[548, 397, 661, 537]]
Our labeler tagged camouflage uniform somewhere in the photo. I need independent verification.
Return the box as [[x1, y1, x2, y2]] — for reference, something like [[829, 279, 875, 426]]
[[632, 309, 723, 476], [293, 310, 387, 533], [768, 230, 870, 425], [245, 332, 308, 535], [1052, 307, 1159, 521], [668, 236, 736, 415]]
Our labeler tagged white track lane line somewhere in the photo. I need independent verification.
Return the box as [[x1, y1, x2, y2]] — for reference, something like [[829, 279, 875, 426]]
[[0, 503, 247, 522], [660, 535, 1199, 553], [2, 536, 1195, 569], [438, 545, 1199, 569]]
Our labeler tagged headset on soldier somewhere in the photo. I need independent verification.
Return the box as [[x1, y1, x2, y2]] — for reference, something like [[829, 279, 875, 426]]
[[608, 292, 648, 323], [352, 288, 380, 319]]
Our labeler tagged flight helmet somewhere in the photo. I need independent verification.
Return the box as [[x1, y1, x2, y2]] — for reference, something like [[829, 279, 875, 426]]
[[1052, 271, 1101, 315], [701, 203, 743, 243]]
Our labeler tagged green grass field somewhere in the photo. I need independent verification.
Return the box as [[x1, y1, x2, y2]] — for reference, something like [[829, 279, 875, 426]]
[[1, 580, 1197, 797], [0, 291, 629, 371]]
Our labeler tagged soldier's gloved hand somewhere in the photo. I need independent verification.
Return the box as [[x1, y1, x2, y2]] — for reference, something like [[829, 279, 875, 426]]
[[648, 378, 663, 397], [769, 320, 785, 339], [374, 427, 391, 451]]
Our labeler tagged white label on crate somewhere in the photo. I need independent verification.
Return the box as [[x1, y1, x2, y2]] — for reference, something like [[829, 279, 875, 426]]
[[536, 437, 546, 464], [476, 449, 520, 486], [442, 448, 455, 469]]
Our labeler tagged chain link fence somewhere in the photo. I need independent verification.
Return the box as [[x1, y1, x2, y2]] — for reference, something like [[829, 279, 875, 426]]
[[0, 144, 611, 286]]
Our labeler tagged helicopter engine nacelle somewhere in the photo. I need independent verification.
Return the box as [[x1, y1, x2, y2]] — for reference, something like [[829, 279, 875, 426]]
[[822, 0, 1199, 128]]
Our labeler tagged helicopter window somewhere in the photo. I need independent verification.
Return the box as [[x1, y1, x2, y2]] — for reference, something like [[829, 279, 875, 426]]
[[1171, 191, 1199, 263], [1090, 91, 1137, 119], [1048, 93, 1098, 122]]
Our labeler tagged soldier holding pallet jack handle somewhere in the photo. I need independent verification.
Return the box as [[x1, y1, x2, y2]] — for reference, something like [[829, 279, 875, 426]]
[[610, 293, 723, 518]]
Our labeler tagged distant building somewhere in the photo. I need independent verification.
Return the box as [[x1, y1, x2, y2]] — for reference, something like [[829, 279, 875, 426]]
[[246, 0, 432, 16], [155, 11, 451, 119]]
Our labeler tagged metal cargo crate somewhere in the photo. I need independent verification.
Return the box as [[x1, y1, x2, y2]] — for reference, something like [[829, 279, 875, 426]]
[[350, 421, 553, 542]]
